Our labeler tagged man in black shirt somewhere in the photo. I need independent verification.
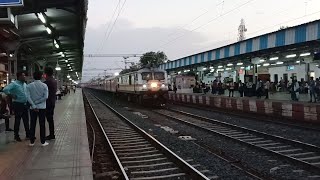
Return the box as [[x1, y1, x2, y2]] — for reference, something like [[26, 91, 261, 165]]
[[44, 67, 57, 140]]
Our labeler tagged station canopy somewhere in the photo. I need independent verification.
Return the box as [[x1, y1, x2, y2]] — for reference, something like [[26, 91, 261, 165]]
[[0, 0, 87, 78]]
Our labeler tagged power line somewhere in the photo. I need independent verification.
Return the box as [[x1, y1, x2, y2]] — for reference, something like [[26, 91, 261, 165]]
[[99, 0, 127, 52], [96, 0, 121, 53], [157, 0, 255, 49]]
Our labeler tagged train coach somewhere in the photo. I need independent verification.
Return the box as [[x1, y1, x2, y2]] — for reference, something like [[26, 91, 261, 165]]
[[89, 68, 168, 105]]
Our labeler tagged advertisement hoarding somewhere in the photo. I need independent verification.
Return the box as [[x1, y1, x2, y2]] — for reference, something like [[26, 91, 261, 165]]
[[0, 0, 23, 6]]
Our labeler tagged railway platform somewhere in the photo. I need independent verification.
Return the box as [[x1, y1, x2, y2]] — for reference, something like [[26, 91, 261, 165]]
[[168, 92, 320, 123], [0, 90, 93, 180]]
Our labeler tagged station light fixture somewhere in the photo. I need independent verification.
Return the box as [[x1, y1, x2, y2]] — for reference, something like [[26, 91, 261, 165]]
[[259, 59, 265, 63], [114, 72, 120, 76], [276, 61, 284, 65], [300, 52, 311, 57], [37, 13, 46, 24], [209, 66, 214, 69], [67, 64, 70, 67], [218, 65, 223, 68], [54, 60, 61, 71], [240, 67, 245, 69], [46, 27, 52, 34], [236, 62, 243, 66], [67, 74, 70, 78], [316, 64, 319, 67], [257, 65, 261, 67], [54, 39, 60, 49], [9, 54, 13, 57], [178, 71, 181, 74], [210, 69, 214, 72], [269, 57, 279, 61], [263, 63, 270, 67], [202, 68, 207, 70], [227, 63, 233, 67], [61, 53, 65, 57], [65, 59, 68, 63], [271, 63, 277, 66], [225, 68, 232, 71], [286, 54, 297, 58], [296, 60, 300, 63]]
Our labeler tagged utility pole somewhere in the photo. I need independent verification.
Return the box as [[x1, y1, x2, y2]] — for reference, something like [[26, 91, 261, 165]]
[[238, 18, 247, 42]]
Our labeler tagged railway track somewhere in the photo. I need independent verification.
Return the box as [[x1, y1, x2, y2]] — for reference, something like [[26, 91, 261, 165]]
[[84, 91, 211, 180], [153, 108, 320, 175], [169, 102, 320, 132]]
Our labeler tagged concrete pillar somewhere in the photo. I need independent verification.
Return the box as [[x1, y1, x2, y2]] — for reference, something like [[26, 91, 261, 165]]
[[305, 63, 310, 81], [253, 64, 257, 83]]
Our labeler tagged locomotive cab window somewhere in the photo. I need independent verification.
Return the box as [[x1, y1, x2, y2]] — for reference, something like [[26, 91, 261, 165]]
[[154, 72, 165, 80], [141, 72, 152, 80]]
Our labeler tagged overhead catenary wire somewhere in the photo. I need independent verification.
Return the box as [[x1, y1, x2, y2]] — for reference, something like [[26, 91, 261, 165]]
[[96, 0, 122, 53], [98, 0, 127, 53], [157, 0, 256, 50]]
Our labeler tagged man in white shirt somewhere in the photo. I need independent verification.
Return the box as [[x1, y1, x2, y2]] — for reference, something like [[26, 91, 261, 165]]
[[26, 71, 49, 146]]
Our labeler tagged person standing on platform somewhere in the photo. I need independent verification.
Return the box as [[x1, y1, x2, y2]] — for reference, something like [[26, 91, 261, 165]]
[[309, 77, 316, 103], [0, 92, 13, 132], [3, 72, 30, 142], [228, 81, 235, 97], [26, 71, 49, 146], [264, 80, 270, 99], [238, 80, 244, 97], [44, 67, 57, 140]]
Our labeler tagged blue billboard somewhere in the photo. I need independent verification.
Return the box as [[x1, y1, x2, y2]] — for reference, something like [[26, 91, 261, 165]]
[[0, 0, 23, 6]]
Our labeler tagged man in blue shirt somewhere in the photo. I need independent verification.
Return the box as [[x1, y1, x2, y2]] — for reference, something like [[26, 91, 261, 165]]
[[26, 71, 49, 146], [3, 72, 30, 142]]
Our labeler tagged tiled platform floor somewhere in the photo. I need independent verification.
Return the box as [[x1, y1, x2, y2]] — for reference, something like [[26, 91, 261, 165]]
[[0, 90, 93, 180]]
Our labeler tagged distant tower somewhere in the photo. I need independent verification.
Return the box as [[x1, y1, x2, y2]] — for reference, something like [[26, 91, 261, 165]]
[[238, 19, 247, 41]]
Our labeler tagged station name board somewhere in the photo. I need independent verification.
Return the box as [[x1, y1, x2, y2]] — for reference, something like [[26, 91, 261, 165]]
[[0, 0, 23, 6]]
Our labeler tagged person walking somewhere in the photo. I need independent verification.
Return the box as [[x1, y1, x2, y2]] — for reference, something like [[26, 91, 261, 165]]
[[3, 72, 30, 141], [44, 67, 57, 140], [26, 71, 49, 146]]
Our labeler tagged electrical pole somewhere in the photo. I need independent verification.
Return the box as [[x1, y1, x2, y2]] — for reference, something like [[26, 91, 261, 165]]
[[238, 18, 247, 42]]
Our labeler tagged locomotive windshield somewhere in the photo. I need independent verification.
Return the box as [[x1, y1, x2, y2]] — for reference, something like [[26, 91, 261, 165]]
[[154, 72, 165, 80], [141, 72, 152, 80]]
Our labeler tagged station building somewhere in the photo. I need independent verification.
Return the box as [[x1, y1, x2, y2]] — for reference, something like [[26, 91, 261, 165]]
[[160, 20, 320, 92]]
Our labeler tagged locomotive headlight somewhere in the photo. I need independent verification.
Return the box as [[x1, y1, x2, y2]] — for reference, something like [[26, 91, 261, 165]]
[[143, 84, 147, 88], [161, 84, 166, 88], [151, 82, 157, 88]]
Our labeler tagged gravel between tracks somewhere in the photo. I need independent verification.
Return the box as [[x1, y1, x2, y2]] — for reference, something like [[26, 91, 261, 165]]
[[89, 90, 254, 179], [89, 90, 320, 179], [168, 104, 320, 147]]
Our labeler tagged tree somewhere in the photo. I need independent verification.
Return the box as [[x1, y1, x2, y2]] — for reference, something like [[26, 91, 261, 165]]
[[140, 51, 168, 68]]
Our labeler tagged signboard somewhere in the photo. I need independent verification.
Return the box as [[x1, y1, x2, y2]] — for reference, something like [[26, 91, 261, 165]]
[[287, 65, 295, 71], [0, 0, 23, 6]]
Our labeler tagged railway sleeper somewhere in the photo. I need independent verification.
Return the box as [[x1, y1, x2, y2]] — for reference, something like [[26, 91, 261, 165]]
[[130, 173, 186, 180], [121, 157, 168, 164], [287, 152, 316, 157], [114, 144, 151, 149], [264, 145, 292, 150], [112, 141, 149, 146], [125, 162, 174, 169], [108, 138, 145, 143], [115, 146, 155, 153], [118, 150, 159, 156], [120, 153, 164, 160]]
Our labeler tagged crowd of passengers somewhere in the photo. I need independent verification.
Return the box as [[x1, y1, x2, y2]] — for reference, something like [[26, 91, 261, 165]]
[[0, 67, 76, 147], [171, 77, 320, 103]]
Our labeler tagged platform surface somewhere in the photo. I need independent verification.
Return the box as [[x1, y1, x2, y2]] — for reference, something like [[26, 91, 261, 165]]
[[175, 90, 317, 103], [0, 90, 93, 180]]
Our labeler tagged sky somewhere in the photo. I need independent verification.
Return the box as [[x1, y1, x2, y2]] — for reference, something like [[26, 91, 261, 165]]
[[82, 0, 320, 82]]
